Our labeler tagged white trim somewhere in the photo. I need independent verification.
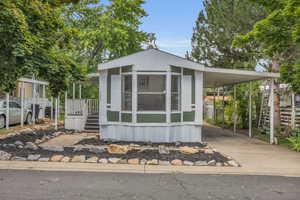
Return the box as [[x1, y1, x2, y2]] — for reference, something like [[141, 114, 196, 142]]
[[132, 70, 137, 123], [137, 111, 166, 114], [100, 122, 201, 127], [18, 78, 48, 86], [166, 70, 171, 123], [249, 82, 252, 138], [136, 72, 166, 75], [99, 70, 108, 124], [195, 71, 203, 125]]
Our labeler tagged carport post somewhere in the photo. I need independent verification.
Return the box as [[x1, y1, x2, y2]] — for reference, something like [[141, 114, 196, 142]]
[[64, 91, 67, 126], [213, 89, 216, 121], [222, 87, 225, 127], [79, 84, 82, 99], [50, 97, 53, 120], [249, 82, 252, 138], [270, 79, 275, 144], [73, 83, 75, 100], [291, 92, 296, 129], [32, 77, 36, 125], [233, 85, 237, 135], [5, 93, 9, 129], [55, 97, 58, 130], [21, 82, 24, 127]]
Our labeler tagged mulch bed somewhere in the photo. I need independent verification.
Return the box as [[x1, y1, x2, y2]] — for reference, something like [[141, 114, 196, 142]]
[[75, 137, 207, 148]]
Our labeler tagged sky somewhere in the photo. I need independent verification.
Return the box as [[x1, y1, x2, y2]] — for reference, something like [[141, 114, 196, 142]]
[[140, 1, 204, 57], [102, 0, 204, 57]]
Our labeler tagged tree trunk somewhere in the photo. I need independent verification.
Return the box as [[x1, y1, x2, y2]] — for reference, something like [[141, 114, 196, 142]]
[[271, 59, 281, 135]]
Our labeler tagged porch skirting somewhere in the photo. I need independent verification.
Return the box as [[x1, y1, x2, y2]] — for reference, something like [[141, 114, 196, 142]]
[[100, 125, 202, 143]]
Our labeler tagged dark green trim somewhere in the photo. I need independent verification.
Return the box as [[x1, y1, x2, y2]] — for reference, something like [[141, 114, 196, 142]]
[[121, 113, 132, 122], [171, 113, 181, 122], [109, 68, 120, 75], [137, 114, 166, 123], [122, 65, 132, 72], [171, 66, 181, 73], [183, 111, 195, 122], [107, 73, 111, 104], [183, 69, 194, 75], [107, 111, 119, 122], [192, 72, 195, 104]]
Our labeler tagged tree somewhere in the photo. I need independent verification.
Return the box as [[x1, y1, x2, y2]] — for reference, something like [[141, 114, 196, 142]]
[[234, 0, 300, 135], [0, 0, 85, 97], [63, 0, 148, 72], [191, 0, 266, 70]]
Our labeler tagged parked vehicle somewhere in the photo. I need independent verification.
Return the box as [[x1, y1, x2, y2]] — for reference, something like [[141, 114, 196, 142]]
[[0, 100, 33, 128]]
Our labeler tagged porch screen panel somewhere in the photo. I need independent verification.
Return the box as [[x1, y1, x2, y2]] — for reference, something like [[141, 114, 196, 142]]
[[122, 75, 132, 111], [110, 75, 121, 111], [181, 75, 192, 112]]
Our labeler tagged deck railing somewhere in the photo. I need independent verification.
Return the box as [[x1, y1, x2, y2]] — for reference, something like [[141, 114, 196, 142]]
[[66, 99, 98, 116]]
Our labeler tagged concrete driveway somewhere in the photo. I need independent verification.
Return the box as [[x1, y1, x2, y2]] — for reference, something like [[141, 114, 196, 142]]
[[203, 123, 300, 177]]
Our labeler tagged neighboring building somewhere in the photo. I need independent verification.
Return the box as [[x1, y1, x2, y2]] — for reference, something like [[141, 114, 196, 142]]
[[65, 49, 279, 142]]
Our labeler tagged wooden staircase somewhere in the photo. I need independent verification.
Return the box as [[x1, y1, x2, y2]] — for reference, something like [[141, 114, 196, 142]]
[[85, 113, 99, 133]]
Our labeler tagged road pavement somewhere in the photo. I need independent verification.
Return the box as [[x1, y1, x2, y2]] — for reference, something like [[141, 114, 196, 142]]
[[0, 169, 299, 200]]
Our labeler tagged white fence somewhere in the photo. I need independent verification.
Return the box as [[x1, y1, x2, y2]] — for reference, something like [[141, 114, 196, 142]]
[[66, 99, 98, 116]]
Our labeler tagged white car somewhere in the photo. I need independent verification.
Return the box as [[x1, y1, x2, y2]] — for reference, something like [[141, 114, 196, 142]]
[[0, 100, 33, 128]]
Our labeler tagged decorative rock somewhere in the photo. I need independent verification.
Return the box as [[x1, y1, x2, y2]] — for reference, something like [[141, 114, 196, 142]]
[[27, 154, 41, 161], [183, 160, 194, 166], [216, 162, 223, 167], [129, 143, 140, 147], [61, 156, 71, 162], [171, 159, 183, 166], [208, 160, 216, 166], [179, 146, 198, 154], [14, 141, 24, 146], [227, 160, 240, 167], [17, 145, 23, 149], [73, 146, 83, 152], [13, 156, 26, 161], [107, 144, 129, 154], [119, 159, 127, 164], [20, 128, 33, 134], [24, 142, 38, 151], [140, 159, 147, 165], [34, 139, 42, 144], [158, 145, 169, 154], [204, 149, 214, 154], [8, 144, 16, 148], [108, 157, 121, 164], [50, 155, 64, 162], [42, 146, 64, 152], [175, 141, 181, 146], [159, 160, 171, 166], [0, 151, 12, 160], [86, 157, 98, 163], [195, 161, 208, 166], [99, 158, 108, 164], [147, 159, 158, 165], [89, 146, 105, 154], [71, 155, 86, 163], [128, 158, 139, 165], [38, 157, 50, 162]]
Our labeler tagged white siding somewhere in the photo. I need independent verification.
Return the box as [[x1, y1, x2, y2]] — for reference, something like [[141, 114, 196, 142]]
[[181, 75, 192, 112]]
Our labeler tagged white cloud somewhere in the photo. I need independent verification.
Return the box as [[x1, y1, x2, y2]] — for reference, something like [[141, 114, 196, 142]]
[[157, 39, 191, 49]]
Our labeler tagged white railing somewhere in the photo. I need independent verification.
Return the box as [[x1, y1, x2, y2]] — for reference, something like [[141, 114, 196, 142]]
[[87, 99, 99, 114]]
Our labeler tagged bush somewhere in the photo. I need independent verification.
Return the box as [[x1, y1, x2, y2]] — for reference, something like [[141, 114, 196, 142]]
[[287, 131, 300, 152]]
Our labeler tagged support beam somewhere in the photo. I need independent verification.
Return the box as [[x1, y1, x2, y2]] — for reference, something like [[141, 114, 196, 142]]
[[132, 70, 137, 123], [42, 85, 46, 118], [5, 93, 9, 129], [55, 97, 58, 130], [222, 87, 225, 127], [32, 76, 36, 125], [166, 70, 171, 124], [50, 97, 53, 120], [65, 92, 68, 126], [73, 83, 75, 100], [233, 85, 237, 135], [21, 82, 24, 127], [213, 89, 216, 121], [79, 84, 82, 99], [270, 79, 275, 144], [291, 92, 296, 129], [249, 82, 252, 138]]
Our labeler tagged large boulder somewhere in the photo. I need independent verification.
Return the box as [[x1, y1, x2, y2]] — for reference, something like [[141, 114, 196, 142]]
[[42, 146, 64, 152], [179, 146, 198, 154], [24, 142, 38, 151], [107, 144, 129, 154], [0, 151, 12, 160], [158, 145, 169, 154]]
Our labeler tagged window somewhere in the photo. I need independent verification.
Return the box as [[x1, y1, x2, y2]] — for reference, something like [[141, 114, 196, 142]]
[[138, 75, 166, 111], [171, 75, 181, 111], [122, 75, 132, 111]]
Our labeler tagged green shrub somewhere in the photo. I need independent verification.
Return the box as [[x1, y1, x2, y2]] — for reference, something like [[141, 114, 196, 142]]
[[287, 133, 300, 152]]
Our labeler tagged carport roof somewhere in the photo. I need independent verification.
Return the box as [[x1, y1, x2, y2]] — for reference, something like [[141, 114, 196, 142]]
[[96, 49, 279, 88]]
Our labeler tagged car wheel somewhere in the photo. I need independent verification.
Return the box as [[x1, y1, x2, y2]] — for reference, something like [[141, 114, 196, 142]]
[[26, 113, 33, 125], [0, 115, 5, 129]]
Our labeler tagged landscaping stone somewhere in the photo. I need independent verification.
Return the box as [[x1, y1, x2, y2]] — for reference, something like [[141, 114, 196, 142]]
[[119, 159, 128, 164], [140, 159, 147, 165], [8, 144, 16, 148], [17, 145, 23, 149], [183, 160, 194, 166], [159, 160, 171, 166], [208, 160, 216, 166], [107, 144, 129, 154], [14, 141, 24, 146], [216, 162, 223, 167], [42, 146, 64, 152], [20, 128, 33, 134], [179, 146, 198, 154], [0, 150, 12, 160], [108, 157, 121, 164], [171, 159, 183, 166], [158, 145, 169, 154], [99, 158, 108, 164], [61, 156, 71, 162], [24, 142, 38, 151], [147, 159, 158, 165], [12, 156, 26, 161], [195, 161, 208, 166], [71, 155, 86, 163], [86, 157, 98, 163], [34, 139, 42, 144], [50, 155, 64, 162], [128, 158, 139, 165], [204, 149, 214, 154], [129, 143, 140, 147], [227, 160, 240, 167], [73, 146, 82, 152], [38, 157, 50, 162], [27, 154, 41, 161], [88, 146, 105, 154]]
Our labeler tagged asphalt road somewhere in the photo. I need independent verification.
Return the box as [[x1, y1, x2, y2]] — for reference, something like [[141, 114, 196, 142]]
[[0, 170, 299, 200]]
